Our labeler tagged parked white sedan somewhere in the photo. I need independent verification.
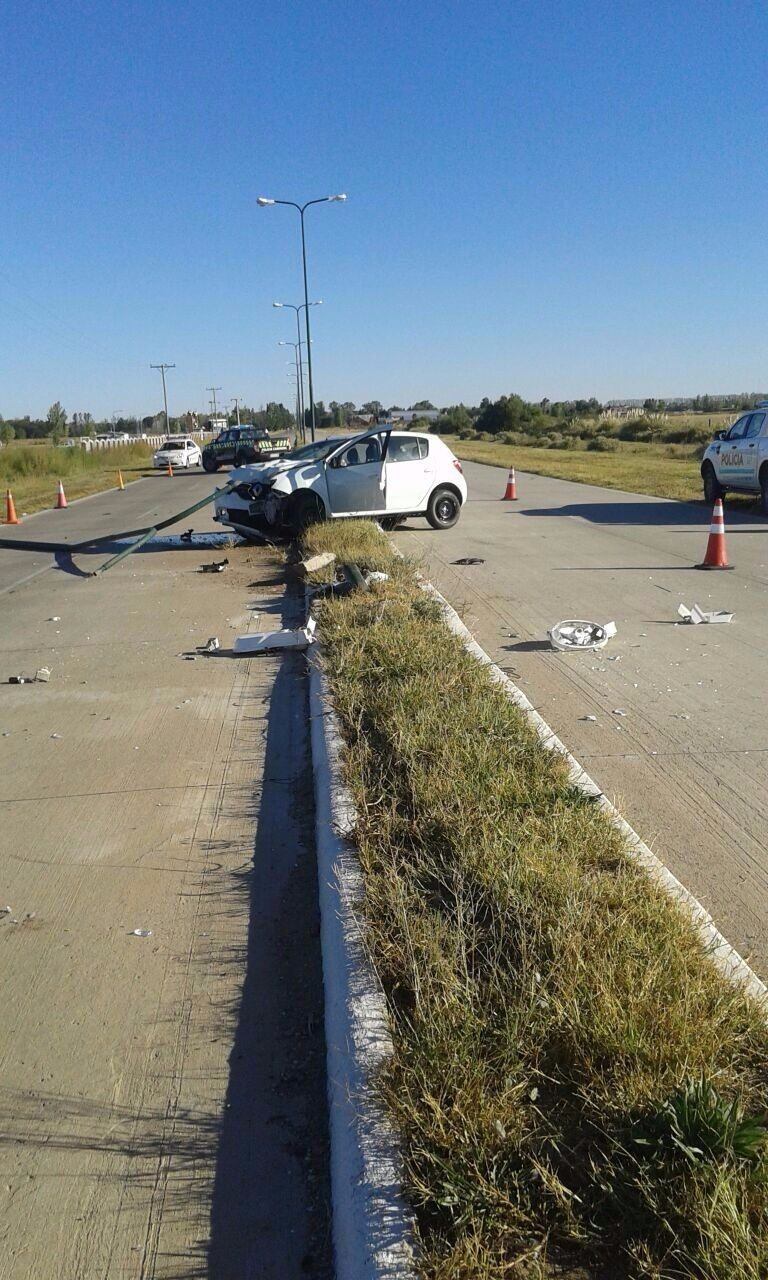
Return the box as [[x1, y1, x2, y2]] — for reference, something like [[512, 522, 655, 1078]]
[[153, 437, 202, 469], [213, 429, 467, 537]]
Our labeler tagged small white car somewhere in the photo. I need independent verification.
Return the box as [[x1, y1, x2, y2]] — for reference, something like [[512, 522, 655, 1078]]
[[153, 437, 202, 469], [214, 429, 467, 538], [701, 404, 768, 514]]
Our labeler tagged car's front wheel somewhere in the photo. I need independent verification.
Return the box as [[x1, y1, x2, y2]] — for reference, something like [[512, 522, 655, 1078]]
[[202, 455, 219, 473], [426, 487, 461, 530], [289, 491, 326, 534], [702, 463, 723, 506]]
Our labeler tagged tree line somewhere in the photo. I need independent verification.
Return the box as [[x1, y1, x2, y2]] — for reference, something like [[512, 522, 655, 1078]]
[[2, 390, 765, 448]]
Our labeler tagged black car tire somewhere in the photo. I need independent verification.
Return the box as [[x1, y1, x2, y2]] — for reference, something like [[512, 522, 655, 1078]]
[[760, 468, 768, 518], [701, 463, 723, 506], [202, 455, 219, 473], [289, 491, 326, 534], [426, 487, 461, 530]]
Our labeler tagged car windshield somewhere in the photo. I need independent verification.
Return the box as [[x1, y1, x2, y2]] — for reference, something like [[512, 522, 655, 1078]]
[[288, 438, 344, 462], [161, 441, 185, 450]]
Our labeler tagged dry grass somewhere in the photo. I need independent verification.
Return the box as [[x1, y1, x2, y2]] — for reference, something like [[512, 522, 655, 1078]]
[[0, 443, 153, 514], [303, 519, 768, 1279], [452, 440, 706, 502]]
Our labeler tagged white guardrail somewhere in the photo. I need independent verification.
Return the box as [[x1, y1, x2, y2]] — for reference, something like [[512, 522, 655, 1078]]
[[61, 433, 214, 451]]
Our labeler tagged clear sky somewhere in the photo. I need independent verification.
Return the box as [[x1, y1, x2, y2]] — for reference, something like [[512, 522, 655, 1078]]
[[3, 0, 767, 419]]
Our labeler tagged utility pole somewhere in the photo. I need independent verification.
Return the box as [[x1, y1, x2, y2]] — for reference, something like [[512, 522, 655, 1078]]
[[230, 397, 242, 427], [206, 386, 222, 419], [150, 363, 175, 436]]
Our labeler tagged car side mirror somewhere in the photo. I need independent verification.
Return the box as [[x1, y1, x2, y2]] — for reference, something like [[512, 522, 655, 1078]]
[[715, 430, 726, 441]]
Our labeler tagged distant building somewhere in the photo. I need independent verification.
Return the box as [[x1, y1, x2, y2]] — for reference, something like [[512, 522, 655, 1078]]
[[389, 409, 440, 423]]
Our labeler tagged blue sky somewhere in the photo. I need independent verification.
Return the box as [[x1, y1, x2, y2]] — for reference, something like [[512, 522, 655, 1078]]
[[3, 0, 767, 419]]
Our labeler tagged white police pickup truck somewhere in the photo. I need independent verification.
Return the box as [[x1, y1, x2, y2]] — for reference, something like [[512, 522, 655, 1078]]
[[701, 404, 768, 514]]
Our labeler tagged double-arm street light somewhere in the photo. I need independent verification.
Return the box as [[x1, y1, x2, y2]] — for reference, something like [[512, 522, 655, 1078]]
[[258, 194, 346, 440]]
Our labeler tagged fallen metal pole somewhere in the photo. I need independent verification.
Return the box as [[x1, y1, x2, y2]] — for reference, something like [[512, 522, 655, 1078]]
[[81, 484, 235, 551], [84, 484, 236, 575], [91, 525, 158, 576]]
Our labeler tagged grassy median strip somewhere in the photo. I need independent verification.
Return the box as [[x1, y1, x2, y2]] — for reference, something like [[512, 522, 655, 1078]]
[[1, 442, 153, 514], [303, 519, 768, 1279]]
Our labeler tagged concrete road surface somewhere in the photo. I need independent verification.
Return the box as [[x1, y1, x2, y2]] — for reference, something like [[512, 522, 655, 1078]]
[[0, 478, 331, 1277], [396, 461, 768, 979]]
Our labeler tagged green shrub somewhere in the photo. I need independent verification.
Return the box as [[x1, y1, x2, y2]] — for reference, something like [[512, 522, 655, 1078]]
[[618, 417, 655, 442], [587, 436, 619, 452]]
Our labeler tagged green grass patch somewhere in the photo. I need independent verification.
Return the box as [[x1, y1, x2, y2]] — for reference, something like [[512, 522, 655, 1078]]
[[1, 443, 153, 513], [302, 519, 768, 1279]]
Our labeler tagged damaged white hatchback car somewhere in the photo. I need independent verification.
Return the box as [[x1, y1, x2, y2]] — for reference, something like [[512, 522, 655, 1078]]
[[213, 429, 467, 538]]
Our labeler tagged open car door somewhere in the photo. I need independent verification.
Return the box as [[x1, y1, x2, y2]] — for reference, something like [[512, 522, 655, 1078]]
[[325, 434, 387, 513]]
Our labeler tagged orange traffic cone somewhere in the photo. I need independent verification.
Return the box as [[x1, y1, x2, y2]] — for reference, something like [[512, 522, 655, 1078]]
[[695, 498, 733, 570], [4, 488, 19, 525], [117, 470, 125, 491], [167, 461, 174, 477], [503, 467, 517, 500], [55, 480, 68, 510]]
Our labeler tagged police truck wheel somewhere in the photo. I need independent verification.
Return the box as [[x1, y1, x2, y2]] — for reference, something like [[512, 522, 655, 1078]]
[[426, 487, 461, 529], [702, 464, 723, 507], [202, 456, 218, 473], [760, 469, 768, 518]]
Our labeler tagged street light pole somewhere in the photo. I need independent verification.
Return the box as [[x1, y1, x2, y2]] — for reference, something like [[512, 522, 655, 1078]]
[[278, 340, 311, 442], [230, 397, 242, 427], [273, 301, 321, 440], [150, 363, 175, 436], [259, 194, 346, 441]]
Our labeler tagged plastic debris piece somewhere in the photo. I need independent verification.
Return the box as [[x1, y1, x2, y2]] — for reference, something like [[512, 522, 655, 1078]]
[[548, 620, 617, 652], [0, 906, 11, 915], [233, 615, 317, 654], [581, 715, 598, 722], [50, 733, 62, 739], [612, 708, 627, 716], [198, 558, 229, 573], [452, 557, 485, 565], [678, 602, 733, 625], [48, 616, 61, 622], [203, 637, 220, 652], [365, 571, 390, 584], [35, 667, 51, 683], [130, 929, 153, 937]]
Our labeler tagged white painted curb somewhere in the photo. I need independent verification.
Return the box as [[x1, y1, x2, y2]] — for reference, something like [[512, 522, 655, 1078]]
[[425, 582, 768, 1005], [308, 651, 417, 1280]]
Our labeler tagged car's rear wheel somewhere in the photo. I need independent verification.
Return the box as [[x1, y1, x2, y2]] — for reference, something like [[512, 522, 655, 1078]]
[[202, 456, 219, 473], [426, 487, 461, 530], [290, 492, 326, 534], [702, 463, 723, 506]]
